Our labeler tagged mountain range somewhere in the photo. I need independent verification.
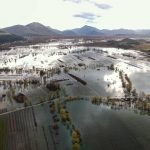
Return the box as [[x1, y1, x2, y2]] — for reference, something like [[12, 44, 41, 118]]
[[1, 22, 150, 44]]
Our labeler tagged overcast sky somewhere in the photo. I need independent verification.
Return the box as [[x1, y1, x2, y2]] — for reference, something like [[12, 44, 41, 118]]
[[0, 0, 150, 30]]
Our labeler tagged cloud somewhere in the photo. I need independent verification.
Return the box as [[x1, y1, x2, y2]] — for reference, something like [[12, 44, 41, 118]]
[[63, 0, 112, 9], [63, 0, 82, 3], [73, 12, 100, 22], [93, 3, 112, 9]]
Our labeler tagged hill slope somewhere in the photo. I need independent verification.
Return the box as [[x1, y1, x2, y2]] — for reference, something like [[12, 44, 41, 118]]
[[2, 22, 61, 37], [0, 30, 24, 44], [2, 22, 150, 38]]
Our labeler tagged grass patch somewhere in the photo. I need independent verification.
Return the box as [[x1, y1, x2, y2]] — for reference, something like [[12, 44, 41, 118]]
[[135, 43, 150, 51]]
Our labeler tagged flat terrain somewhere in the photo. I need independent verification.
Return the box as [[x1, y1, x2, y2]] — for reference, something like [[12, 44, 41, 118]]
[[0, 39, 150, 150]]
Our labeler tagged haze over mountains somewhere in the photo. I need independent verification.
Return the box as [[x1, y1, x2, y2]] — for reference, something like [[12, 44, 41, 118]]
[[1, 22, 150, 44]]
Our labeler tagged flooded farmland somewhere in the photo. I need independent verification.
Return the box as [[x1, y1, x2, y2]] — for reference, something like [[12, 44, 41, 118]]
[[67, 100, 150, 150], [0, 39, 150, 150]]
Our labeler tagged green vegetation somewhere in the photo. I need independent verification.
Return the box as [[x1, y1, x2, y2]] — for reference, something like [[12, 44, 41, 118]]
[[125, 74, 132, 93], [46, 82, 60, 91], [119, 71, 126, 88], [108, 64, 115, 70], [63, 67, 69, 73], [59, 104, 82, 150], [91, 96, 102, 105]]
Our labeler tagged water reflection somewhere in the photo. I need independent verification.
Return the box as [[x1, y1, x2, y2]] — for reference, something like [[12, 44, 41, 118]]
[[67, 100, 150, 150], [64, 96, 150, 116], [104, 71, 123, 97]]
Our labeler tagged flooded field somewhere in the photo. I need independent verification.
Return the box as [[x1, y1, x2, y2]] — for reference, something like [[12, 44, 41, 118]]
[[67, 100, 150, 150], [0, 39, 150, 150]]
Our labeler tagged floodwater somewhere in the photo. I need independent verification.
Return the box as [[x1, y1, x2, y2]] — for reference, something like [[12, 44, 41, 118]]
[[0, 42, 150, 150], [63, 68, 123, 97], [67, 100, 150, 150], [130, 72, 150, 94]]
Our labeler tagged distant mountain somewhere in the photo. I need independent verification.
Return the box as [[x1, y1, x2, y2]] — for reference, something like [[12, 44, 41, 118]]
[[63, 26, 138, 36], [1, 22, 150, 39], [26, 22, 61, 36], [0, 30, 9, 35], [0, 30, 24, 44], [61, 25, 105, 36], [62, 30, 78, 36], [135, 29, 150, 35], [2, 25, 37, 37], [2, 22, 61, 37], [101, 29, 136, 35], [46, 26, 62, 35], [72, 25, 104, 36], [2, 24, 105, 37], [63, 25, 103, 36]]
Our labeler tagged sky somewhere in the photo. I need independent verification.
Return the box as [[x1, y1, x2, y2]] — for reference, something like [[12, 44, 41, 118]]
[[0, 0, 150, 30]]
